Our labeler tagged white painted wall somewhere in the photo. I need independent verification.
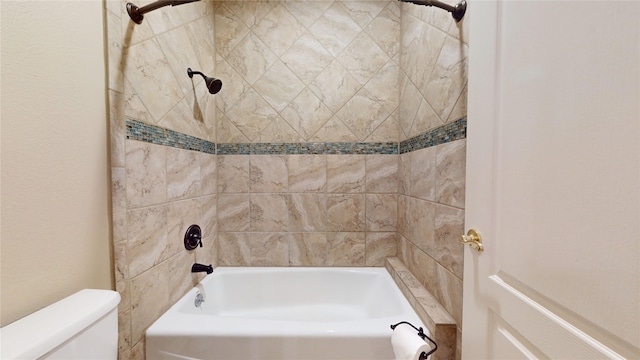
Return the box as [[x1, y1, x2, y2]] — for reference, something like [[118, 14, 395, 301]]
[[1, 0, 112, 326]]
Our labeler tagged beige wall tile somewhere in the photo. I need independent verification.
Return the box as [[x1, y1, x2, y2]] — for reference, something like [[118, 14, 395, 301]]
[[167, 148, 201, 201], [125, 140, 166, 209], [130, 261, 170, 344], [434, 204, 464, 279], [366, 194, 397, 231], [250, 155, 288, 193], [288, 193, 327, 232], [410, 146, 436, 200], [288, 155, 326, 193], [199, 153, 217, 196], [365, 232, 396, 266], [167, 250, 198, 304], [218, 155, 249, 193], [365, 154, 398, 193], [281, 88, 333, 141], [251, 233, 289, 266], [327, 232, 365, 266], [327, 155, 365, 193], [281, 32, 334, 86], [166, 199, 202, 257], [326, 194, 365, 232], [127, 205, 169, 278], [218, 194, 250, 232], [253, 5, 305, 57], [250, 194, 288, 232], [112, 167, 127, 245], [289, 233, 328, 266], [253, 60, 305, 112], [435, 140, 466, 208], [218, 232, 250, 266], [408, 196, 435, 253], [308, 3, 361, 57]]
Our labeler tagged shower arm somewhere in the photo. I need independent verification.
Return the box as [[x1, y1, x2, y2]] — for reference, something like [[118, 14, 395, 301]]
[[398, 0, 466, 22], [127, 0, 200, 25]]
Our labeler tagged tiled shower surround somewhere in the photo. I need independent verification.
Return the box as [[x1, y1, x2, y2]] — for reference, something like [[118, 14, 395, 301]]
[[106, 0, 467, 358]]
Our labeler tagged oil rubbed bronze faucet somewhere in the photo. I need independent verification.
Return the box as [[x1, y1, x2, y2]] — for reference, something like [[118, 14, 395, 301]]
[[191, 263, 213, 274]]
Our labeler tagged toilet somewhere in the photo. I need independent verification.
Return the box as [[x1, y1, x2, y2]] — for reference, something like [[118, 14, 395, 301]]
[[0, 289, 120, 359]]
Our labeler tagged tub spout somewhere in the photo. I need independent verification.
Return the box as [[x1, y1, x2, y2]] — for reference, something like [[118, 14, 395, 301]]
[[191, 263, 213, 274]]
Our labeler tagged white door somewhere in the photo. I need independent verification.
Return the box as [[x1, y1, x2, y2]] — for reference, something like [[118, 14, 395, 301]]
[[462, 1, 639, 359]]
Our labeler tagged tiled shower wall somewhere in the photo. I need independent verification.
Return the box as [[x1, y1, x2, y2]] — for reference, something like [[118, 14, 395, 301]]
[[106, 1, 217, 358], [214, 1, 400, 143], [398, 3, 468, 358], [106, 0, 467, 359]]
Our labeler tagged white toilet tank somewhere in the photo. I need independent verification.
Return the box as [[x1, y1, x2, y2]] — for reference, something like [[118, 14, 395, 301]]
[[0, 289, 120, 359]]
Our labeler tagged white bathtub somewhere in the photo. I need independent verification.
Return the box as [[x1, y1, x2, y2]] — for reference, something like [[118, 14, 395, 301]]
[[146, 267, 426, 360]]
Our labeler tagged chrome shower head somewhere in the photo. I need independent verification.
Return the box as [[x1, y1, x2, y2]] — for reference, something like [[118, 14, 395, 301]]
[[187, 68, 222, 95]]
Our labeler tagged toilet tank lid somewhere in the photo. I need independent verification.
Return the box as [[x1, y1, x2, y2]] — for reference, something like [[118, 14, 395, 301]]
[[0, 289, 120, 360]]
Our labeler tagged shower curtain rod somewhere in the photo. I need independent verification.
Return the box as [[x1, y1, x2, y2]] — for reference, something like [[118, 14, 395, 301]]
[[399, 0, 467, 22], [126, 0, 200, 25]]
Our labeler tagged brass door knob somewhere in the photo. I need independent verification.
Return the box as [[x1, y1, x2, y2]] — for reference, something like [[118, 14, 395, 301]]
[[460, 229, 484, 252]]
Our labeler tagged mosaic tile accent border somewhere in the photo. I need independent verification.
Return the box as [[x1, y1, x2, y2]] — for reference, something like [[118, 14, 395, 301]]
[[400, 118, 467, 154], [126, 119, 216, 154], [126, 118, 466, 156], [217, 142, 398, 155]]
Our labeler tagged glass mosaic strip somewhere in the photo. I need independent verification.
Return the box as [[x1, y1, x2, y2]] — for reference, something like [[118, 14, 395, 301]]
[[216, 142, 398, 155], [126, 118, 466, 156], [400, 118, 467, 154], [126, 119, 216, 154]]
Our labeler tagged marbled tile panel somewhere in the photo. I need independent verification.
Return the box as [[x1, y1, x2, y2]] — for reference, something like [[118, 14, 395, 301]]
[[281, 88, 333, 141], [130, 260, 170, 344], [365, 2, 400, 58], [397, 195, 410, 239], [398, 152, 411, 195], [365, 154, 398, 193], [335, 88, 390, 141], [364, 59, 400, 115], [126, 205, 169, 278], [287, 194, 327, 232], [410, 146, 436, 201], [218, 194, 250, 232], [227, 33, 277, 86], [117, 308, 131, 360], [112, 167, 127, 245], [399, 72, 423, 139], [199, 152, 217, 196], [225, 88, 279, 141], [253, 60, 305, 112], [251, 233, 289, 266], [155, 26, 203, 99], [281, 32, 333, 86], [223, 2, 273, 30], [409, 196, 436, 253], [250, 194, 288, 232], [365, 232, 396, 266], [337, 32, 389, 86], [326, 194, 366, 232], [327, 232, 366, 266], [327, 155, 365, 193], [167, 251, 198, 305], [125, 39, 183, 123], [435, 139, 466, 208], [288, 155, 326, 193], [435, 263, 463, 326], [126, 140, 166, 209], [249, 155, 288, 192], [255, 116, 304, 144], [218, 232, 250, 266], [109, 90, 125, 167], [253, 4, 305, 57], [308, 60, 361, 114], [308, 2, 361, 57], [365, 194, 397, 231], [166, 199, 202, 257], [434, 204, 464, 279], [289, 233, 328, 266], [113, 241, 130, 324], [218, 155, 249, 193], [167, 148, 201, 201], [198, 194, 218, 240], [337, 1, 386, 28], [424, 35, 469, 123]]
